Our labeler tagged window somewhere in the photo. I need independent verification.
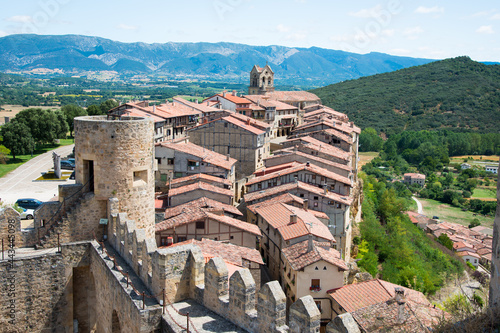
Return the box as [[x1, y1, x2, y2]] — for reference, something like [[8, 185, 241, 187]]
[[156, 158, 162, 165], [315, 266, 319, 270], [177, 236, 187, 242], [313, 196, 318, 200], [323, 266, 327, 270], [167, 158, 174, 165], [299, 194, 304, 198], [315, 301, 322, 313], [310, 279, 320, 292], [133, 170, 148, 187], [230, 235, 234, 240], [314, 202, 318, 207], [337, 203, 342, 209], [196, 221, 205, 229], [224, 123, 228, 128]]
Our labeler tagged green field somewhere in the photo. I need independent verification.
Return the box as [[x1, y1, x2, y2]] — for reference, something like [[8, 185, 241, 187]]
[[472, 187, 497, 200], [0, 139, 73, 178], [419, 198, 494, 228]]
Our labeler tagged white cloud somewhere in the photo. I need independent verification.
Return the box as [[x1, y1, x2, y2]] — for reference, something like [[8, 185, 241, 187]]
[[286, 33, 307, 42], [476, 25, 494, 34], [491, 13, 500, 20], [381, 29, 395, 37], [0, 30, 7, 37], [349, 5, 383, 18], [117, 24, 138, 31], [415, 6, 444, 14], [6, 15, 33, 23], [277, 24, 290, 33]]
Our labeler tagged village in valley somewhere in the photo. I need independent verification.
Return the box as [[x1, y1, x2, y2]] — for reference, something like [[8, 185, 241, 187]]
[[0, 59, 498, 333]]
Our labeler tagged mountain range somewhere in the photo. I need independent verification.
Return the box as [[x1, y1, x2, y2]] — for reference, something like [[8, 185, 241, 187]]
[[0, 34, 436, 86]]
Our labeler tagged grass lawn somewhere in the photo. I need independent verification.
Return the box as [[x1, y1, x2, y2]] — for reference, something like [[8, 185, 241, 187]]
[[358, 152, 379, 171], [472, 187, 497, 200], [0, 138, 74, 178], [450, 155, 500, 163], [418, 198, 494, 228]]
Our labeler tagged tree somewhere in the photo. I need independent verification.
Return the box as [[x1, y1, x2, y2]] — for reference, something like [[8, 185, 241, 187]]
[[359, 127, 383, 152], [100, 99, 119, 114], [13, 108, 69, 144], [437, 233, 454, 250], [62, 104, 87, 137], [87, 104, 103, 116], [0, 122, 35, 159]]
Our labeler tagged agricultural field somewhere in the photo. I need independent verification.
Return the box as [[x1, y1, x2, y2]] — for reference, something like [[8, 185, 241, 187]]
[[471, 187, 497, 201], [419, 198, 494, 228], [358, 152, 379, 171], [0, 105, 59, 124]]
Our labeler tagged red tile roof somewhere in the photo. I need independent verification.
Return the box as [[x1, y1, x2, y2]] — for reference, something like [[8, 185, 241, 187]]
[[244, 95, 299, 111], [243, 181, 353, 206], [169, 173, 232, 187], [245, 162, 352, 186], [246, 193, 328, 220], [255, 203, 333, 242], [215, 93, 251, 105], [155, 209, 260, 236], [168, 182, 233, 198], [283, 136, 351, 161], [163, 197, 242, 219], [328, 279, 430, 313], [294, 118, 361, 135], [303, 106, 349, 122], [282, 239, 347, 271], [168, 238, 263, 265], [265, 150, 352, 173], [156, 141, 237, 170], [457, 251, 481, 259], [404, 173, 426, 179], [173, 97, 224, 114], [265, 91, 321, 103]]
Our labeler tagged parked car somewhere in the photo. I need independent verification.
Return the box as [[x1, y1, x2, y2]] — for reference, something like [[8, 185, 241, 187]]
[[60, 160, 75, 170], [433, 216, 439, 220], [64, 158, 75, 164], [16, 198, 43, 210], [20, 208, 35, 220], [70, 170, 75, 180]]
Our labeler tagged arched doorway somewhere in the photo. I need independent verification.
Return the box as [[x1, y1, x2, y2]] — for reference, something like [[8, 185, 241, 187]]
[[112, 310, 121, 333]]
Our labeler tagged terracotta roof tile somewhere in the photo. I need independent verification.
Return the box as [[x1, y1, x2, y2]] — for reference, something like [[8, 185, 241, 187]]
[[166, 238, 263, 265], [265, 150, 352, 172], [245, 162, 352, 186], [265, 91, 321, 103], [283, 136, 351, 161], [156, 141, 237, 170], [282, 239, 346, 271], [246, 193, 328, 219], [168, 182, 233, 198], [169, 173, 232, 187], [163, 197, 242, 219]]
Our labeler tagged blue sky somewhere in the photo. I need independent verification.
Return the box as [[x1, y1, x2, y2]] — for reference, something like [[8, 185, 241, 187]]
[[1, 0, 499, 61]]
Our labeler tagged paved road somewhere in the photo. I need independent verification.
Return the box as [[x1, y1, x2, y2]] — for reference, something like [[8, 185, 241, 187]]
[[0, 145, 75, 205], [412, 196, 423, 214]]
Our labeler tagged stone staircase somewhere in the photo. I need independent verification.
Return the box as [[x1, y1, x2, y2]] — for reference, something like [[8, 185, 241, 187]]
[[36, 192, 93, 249]]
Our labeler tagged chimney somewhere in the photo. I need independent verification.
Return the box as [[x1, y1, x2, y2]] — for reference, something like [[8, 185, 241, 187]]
[[167, 236, 173, 246], [152, 105, 156, 113], [307, 234, 314, 253], [207, 101, 210, 106], [211, 210, 224, 216], [394, 288, 406, 324], [303, 199, 308, 211], [289, 214, 298, 224], [223, 91, 226, 97], [246, 118, 251, 125], [306, 161, 310, 167], [350, 121, 354, 128], [233, 90, 236, 96], [196, 99, 199, 104], [226, 154, 230, 161]]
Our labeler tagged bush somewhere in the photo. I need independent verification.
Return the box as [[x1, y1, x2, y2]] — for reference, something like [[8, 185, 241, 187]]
[[466, 262, 476, 271], [471, 270, 489, 286], [468, 218, 480, 229], [472, 293, 484, 308]]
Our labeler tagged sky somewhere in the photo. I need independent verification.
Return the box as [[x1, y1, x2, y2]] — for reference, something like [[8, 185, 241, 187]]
[[1, 0, 499, 62]]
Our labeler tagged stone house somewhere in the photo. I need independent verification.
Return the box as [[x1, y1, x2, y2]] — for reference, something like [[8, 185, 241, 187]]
[[281, 136, 352, 167], [458, 251, 481, 267], [169, 173, 233, 190], [252, 202, 335, 283], [172, 96, 227, 123], [245, 162, 352, 197], [244, 180, 353, 259], [203, 92, 252, 115], [244, 95, 299, 138], [264, 147, 352, 178], [155, 207, 261, 248], [163, 197, 243, 220], [303, 104, 349, 123], [108, 100, 201, 141], [403, 173, 426, 186], [461, 163, 472, 170], [187, 112, 271, 181], [485, 164, 498, 174], [155, 141, 237, 184], [264, 90, 321, 110], [168, 181, 234, 207], [282, 238, 347, 325]]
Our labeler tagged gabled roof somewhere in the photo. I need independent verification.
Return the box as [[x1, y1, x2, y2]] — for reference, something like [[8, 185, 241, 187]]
[[168, 182, 233, 198], [404, 173, 426, 179], [245, 162, 352, 186], [457, 251, 481, 259], [188, 113, 269, 136], [173, 97, 225, 114], [255, 203, 333, 242], [213, 93, 251, 105], [243, 180, 353, 206], [164, 197, 242, 220], [283, 136, 351, 161], [265, 149, 352, 173], [165, 238, 264, 265], [282, 239, 346, 271], [303, 106, 349, 122], [156, 209, 260, 236], [328, 279, 430, 313], [294, 118, 361, 135], [244, 95, 298, 111], [156, 141, 237, 170], [169, 173, 232, 187], [246, 193, 328, 220], [265, 91, 320, 103]]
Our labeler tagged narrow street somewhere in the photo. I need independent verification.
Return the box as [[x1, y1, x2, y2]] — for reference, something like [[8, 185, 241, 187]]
[[412, 196, 424, 214]]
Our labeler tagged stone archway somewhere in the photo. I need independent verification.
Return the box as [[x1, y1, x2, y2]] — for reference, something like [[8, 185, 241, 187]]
[[112, 310, 121, 333]]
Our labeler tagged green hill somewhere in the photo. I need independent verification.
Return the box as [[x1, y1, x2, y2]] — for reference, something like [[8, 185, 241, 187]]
[[311, 57, 500, 134]]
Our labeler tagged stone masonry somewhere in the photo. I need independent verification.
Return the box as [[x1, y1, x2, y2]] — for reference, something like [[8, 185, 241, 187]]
[[489, 159, 500, 307]]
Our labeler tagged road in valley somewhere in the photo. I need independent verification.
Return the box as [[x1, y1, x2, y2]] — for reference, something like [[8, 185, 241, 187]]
[[412, 196, 423, 214]]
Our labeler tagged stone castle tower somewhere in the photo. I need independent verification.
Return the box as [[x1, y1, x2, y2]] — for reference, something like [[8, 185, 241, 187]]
[[490, 158, 500, 308], [74, 115, 156, 238], [248, 64, 275, 95]]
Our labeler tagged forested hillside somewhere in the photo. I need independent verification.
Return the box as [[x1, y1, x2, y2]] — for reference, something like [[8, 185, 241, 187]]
[[312, 57, 500, 134]]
